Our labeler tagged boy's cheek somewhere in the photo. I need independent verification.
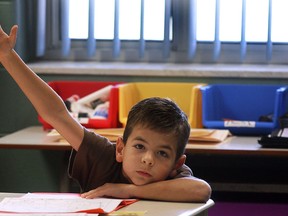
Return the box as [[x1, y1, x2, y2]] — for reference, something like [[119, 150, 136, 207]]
[[169, 169, 178, 178]]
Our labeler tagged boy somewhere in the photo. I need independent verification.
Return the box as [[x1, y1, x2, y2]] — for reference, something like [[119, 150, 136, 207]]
[[0, 25, 211, 202]]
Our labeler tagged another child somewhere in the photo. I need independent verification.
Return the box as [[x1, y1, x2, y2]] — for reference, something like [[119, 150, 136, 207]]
[[0, 25, 211, 202]]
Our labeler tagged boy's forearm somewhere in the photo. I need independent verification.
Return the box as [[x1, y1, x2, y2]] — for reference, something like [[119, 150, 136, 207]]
[[1, 50, 65, 118], [130, 177, 211, 203], [1, 50, 83, 150]]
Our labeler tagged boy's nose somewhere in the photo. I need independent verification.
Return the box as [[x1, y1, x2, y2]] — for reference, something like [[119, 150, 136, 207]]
[[142, 152, 154, 166]]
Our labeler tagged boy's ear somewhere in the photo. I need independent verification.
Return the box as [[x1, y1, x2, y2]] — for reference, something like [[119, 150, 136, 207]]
[[115, 137, 125, 162], [169, 155, 186, 178], [174, 154, 186, 170]]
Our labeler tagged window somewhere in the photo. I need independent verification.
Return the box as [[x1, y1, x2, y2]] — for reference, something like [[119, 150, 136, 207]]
[[41, 0, 288, 64], [69, 0, 168, 41]]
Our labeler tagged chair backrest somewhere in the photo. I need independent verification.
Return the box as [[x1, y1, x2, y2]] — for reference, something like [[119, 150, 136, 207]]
[[118, 82, 206, 128]]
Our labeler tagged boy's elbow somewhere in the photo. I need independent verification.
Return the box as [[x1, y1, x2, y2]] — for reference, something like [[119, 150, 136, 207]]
[[196, 181, 212, 203], [186, 179, 211, 203]]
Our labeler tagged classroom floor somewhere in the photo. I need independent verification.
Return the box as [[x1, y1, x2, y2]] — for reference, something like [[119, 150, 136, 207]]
[[185, 152, 288, 216], [208, 192, 288, 216], [209, 201, 288, 216]]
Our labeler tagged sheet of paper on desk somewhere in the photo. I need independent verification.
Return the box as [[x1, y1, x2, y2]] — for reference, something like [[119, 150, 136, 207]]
[[0, 214, 87, 216], [0, 193, 137, 214], [47, 128, 124, 142], [189, 129, 231, 143]]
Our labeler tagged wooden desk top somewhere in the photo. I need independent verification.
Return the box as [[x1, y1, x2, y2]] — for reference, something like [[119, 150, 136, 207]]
[[0, 126, 71, 150], [0, 126, 288, 156], [0, 192, 214, 216], [186, 136, 288, 156]]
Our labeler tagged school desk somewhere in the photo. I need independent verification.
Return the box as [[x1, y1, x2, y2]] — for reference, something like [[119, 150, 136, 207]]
[[1, 126, 288, 157], [0, 192, 214, 216]]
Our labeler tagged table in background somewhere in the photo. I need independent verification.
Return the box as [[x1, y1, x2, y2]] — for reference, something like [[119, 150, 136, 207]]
[[2, 126, 288, 156], [1, 126, 287, 194], [0, 126, 71, 150], [186, 135, 288, 156]]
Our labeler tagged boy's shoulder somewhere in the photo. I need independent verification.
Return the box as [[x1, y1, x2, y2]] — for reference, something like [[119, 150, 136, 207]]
[[175, 164, 193, 178], [79, 128, 116, 153]]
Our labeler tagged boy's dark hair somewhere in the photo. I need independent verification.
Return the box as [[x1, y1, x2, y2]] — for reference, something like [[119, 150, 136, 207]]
[[123, 97, 190, 161]]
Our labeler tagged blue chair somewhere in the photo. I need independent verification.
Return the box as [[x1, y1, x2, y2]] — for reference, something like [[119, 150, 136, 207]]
[[200, 84, 288, 135]]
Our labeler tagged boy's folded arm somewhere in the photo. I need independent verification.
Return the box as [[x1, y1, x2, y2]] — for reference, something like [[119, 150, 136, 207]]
[[82, 177, 211, 203], [129, 177, 211, 203]]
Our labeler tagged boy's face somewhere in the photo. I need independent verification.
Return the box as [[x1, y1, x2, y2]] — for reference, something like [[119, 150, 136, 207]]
[[116, 125, 185, 186]]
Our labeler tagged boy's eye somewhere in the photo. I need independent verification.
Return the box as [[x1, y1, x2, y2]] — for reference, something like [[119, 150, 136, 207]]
[[134, 144, 144, 150], [158, 151, 169, 158]]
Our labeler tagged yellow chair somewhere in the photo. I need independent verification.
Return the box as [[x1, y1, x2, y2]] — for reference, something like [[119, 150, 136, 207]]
[[118, 82, 206, 128]]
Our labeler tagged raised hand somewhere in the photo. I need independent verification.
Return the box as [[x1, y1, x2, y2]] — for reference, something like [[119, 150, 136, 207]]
[[0, 25, 18, 61]]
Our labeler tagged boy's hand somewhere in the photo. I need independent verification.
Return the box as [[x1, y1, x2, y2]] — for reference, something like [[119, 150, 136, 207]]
[[0, 25, 18, 60], [81, 183, 135, 199]]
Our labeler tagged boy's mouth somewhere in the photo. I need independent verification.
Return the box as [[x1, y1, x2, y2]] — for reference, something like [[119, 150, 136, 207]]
[[136, 170, 152, 178]]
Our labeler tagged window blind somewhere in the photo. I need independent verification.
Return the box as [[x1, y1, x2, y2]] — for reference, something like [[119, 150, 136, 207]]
[[213, 0, 220, 61], [240, 0, 246, 62], [87, 0, 96, 57], [61, 0, 70, 57], [36, 0, 46, 57], [139, 0, 145, 58], [187, 0, 196, 60], [113, 0, 120, 58], [267, 0, 272, 61], [163, 0, 171, 59], [36, 0, 288, 64]]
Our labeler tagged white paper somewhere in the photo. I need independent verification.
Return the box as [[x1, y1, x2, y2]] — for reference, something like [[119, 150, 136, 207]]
[[0, 214, 87, 216], [224, 120, 256, 127], [0, 193, 123, 214], [281, 128, 288, 137]]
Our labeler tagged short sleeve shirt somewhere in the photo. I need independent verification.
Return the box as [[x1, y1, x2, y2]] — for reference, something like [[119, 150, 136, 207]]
[[68, 128, 193, 192]]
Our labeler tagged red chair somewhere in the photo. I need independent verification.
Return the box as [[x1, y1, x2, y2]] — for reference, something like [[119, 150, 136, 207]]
[[38, 80, 123, 130]]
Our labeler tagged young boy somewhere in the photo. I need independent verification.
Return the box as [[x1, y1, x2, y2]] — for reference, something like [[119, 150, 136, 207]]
[[0, 25, 211, 202]]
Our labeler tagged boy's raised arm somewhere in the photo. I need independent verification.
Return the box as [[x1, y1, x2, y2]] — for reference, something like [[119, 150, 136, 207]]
[[0, 25, 84, 151]]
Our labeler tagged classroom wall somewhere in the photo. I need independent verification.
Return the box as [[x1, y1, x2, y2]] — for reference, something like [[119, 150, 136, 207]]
[[0, 0, 66, 193]]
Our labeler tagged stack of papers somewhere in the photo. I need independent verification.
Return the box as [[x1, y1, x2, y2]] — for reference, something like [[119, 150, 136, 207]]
[[47, 128, 230, 143], [0, 193, 137, 214], [189, 129, 231, 143]]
